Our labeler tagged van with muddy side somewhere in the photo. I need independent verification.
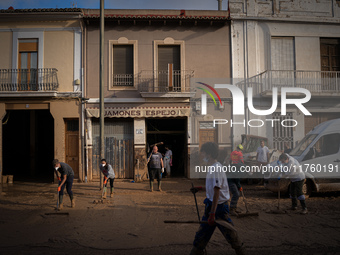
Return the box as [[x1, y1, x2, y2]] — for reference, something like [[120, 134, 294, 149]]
[[264, 118, 340, 196]]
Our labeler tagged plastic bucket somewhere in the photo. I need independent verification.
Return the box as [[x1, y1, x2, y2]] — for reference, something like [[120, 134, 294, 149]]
[[7, 175, 13, 184], [2, 175, 8, 184]]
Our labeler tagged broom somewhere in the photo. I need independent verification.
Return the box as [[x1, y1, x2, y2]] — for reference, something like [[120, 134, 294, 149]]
[[267, 179, 286, 214], [237, 188, 259, 217]]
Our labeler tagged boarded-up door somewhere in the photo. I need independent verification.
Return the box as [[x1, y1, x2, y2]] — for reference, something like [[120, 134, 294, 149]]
[[92, 119, 134, 179], [65, 119, 79, 178], [199, 130, 217, 147], [199, 121, 217, 148], [92, 137, 134, 179]]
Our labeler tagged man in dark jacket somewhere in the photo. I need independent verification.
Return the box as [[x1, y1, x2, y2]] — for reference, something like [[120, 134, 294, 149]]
[[52, 159, 75, 210]]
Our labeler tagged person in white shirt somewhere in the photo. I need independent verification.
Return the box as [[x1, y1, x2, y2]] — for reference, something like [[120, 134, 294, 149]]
[[279, 153, 308, 214], [256, 140, 270, 165], [190, 142, 246, 255], [255, 140, 270, 183], [163, 145, 173, 177]]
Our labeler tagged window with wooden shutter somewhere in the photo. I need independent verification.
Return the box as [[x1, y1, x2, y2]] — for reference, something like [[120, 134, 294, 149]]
[[320, 38, 340, 72], [158, 45, 181, 91], [112, 45, 133, 86], [18, 39, 38, 91]]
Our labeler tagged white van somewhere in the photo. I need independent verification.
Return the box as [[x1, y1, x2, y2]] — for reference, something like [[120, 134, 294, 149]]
[[264, 118, 340, 196]]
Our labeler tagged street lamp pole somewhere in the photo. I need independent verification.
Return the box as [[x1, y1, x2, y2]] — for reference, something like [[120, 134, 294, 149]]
[[99, 0, 105, 189]]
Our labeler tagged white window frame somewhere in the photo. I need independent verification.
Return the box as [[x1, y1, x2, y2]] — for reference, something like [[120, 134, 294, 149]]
[[12, 30, 44, 70]]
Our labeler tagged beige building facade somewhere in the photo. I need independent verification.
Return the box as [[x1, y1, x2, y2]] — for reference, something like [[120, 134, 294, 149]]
[[0, 9, 84, 183], [83, 9, 232, 180]]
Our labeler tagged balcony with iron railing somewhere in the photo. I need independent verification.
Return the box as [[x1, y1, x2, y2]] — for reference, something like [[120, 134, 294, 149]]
[[137, 70, 195, 97], [112, 73, 135, 87], [0, 68, 59, 93], [236, 70, 340, 96]]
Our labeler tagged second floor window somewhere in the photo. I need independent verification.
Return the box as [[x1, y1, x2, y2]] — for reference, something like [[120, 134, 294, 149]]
[[18, 39, 38, 91], [158, 45, 181, 91], [271, 37, 295, 71], [112, 45, 133, 86]]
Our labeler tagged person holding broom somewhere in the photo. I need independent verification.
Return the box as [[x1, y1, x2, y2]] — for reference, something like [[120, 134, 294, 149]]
[[279, 153, 308, 214], [190, 142, 246, 255], [52, 159, 75, 210], [99, 159, 115, 199]]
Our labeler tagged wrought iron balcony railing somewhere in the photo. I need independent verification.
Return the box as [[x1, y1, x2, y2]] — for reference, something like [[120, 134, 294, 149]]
[[112, 73, 135, 86], [237, 70, 340, 95], [138, 70, 194, 93], [0, 68, 59, 91]]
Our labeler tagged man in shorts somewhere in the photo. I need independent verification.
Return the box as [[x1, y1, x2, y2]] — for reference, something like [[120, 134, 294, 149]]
[[147, 146, 164, 192]]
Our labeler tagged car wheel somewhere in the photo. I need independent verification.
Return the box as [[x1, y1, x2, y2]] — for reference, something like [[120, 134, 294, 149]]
[[302, 179, 313, 199]]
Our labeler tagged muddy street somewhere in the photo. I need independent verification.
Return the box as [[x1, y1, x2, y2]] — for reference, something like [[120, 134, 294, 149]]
[[0, 178, 340, 255]]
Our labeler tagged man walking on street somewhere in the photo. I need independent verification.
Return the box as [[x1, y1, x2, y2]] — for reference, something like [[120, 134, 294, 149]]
[[52, 159, 75, 210], [190, 142, 246, 255], [279, 153, 308, 214], [147, 146, 164, 192]]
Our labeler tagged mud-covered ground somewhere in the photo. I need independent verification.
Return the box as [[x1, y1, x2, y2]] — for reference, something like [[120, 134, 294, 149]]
[[0, 178, 340, 255]]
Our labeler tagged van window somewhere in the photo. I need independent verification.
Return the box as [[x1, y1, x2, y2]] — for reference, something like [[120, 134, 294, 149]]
[[290, 134, 317, 156], [303, 133, 340, 161]]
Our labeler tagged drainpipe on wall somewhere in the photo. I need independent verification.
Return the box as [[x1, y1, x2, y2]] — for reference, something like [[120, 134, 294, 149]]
[[81, 16, 88, 183], [217, 0, 223, 10], [243, 20, 249, 136]]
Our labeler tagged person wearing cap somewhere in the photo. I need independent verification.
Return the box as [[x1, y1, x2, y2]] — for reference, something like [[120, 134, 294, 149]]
[[228, 144, 245, 216], [52, 159, 75, 210], [99, 159, 115, 199]]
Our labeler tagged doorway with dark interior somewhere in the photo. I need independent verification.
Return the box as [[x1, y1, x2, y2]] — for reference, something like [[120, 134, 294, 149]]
[[146, 118, 187, 177], [2, 110, 54, 182]]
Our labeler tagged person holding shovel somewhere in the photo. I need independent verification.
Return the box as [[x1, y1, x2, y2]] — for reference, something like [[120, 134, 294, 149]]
[[147, 146, 164, 192], [279, 153, 308, 214], [190, 142, 246, 255], [99, 159, 115, 199], [52, 159, 75, 210]]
